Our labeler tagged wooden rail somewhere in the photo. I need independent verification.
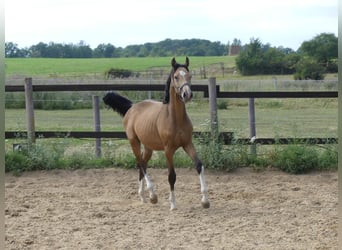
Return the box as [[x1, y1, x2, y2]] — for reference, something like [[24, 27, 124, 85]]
[[5, 80, 338, 146], [5, 84, 337, 98]]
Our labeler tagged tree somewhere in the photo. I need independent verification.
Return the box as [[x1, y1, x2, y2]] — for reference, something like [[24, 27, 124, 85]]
[[232, 38, 242, 46], [235, 38, 264, 75], [5, 42, 19, 57], [262, 47, 285, 74], [93, 43, 116, 58], [30, 42, 48, 57], [235, 38, 297, 75], [93, 44, 106, 57], [298, 33, 337, 72]]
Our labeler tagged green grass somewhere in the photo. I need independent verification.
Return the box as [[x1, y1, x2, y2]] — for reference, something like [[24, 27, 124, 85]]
[[5, 97, 337, 138], [5, 56, 237, 77], [5, 97, 337, 174], [4, 57, 338, 173]]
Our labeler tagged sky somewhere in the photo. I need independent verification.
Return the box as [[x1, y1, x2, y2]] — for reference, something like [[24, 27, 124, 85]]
[[5, 0, 338, 51]]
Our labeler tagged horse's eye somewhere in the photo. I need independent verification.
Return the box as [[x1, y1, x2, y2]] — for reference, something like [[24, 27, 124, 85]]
[[174, 76, 178, 81]]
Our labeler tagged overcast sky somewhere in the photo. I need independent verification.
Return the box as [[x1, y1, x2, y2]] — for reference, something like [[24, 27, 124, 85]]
[[5, 0, 338, 50]]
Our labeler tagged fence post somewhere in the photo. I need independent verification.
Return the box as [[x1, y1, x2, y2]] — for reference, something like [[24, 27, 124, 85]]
[[248, 98, 257, 155], [24, 78, 35, 145], [93, 96, 101, 157], [148, 72, 152, 99], [208, 77, 219, 138]]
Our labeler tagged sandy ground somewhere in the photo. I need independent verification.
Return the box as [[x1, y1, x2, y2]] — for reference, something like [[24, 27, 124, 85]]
[[5, 167, 337, 250]]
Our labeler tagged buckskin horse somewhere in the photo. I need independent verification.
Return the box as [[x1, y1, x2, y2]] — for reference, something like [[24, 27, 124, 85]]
[[103, 57, 210, 210]]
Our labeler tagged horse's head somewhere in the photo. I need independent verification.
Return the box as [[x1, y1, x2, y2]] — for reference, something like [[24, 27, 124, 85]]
[[171, 57, 193, 103]]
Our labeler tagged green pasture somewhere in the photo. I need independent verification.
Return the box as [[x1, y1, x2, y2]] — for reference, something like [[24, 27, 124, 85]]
[[5, 95, 338, 174], [4, 57, 338, 173], [5, 56, 237, 77], [5, 98, 337, 138]]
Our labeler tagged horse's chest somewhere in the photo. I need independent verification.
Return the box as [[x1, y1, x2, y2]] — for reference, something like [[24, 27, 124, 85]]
[[163, 126, 192, 147]]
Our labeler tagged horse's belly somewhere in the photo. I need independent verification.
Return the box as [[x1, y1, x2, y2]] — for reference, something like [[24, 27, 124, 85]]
[[136, 128, 164, 150]]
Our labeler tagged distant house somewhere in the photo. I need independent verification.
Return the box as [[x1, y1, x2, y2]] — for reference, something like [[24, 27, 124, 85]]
[[229, 45, 241, 56]]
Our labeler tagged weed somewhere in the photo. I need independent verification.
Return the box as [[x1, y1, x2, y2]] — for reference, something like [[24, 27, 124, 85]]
[[217, 100, 228, 110]]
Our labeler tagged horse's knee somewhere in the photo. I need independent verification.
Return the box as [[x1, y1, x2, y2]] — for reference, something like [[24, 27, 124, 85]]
[[168, 169, 176, 190]]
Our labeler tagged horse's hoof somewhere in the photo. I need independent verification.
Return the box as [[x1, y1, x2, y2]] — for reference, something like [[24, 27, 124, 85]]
[[170, 205, 177, 211], [201, 201, 210, 209], [150, 194, 158, 204]]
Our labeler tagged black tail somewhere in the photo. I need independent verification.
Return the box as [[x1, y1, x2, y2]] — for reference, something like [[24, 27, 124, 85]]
[[103, 92, 133, 117]]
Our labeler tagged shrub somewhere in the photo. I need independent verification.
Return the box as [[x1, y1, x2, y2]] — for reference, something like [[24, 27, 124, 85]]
[[272, 144, 318, 174], [294, 57, 325, 80], [195, 132, 240, 171], [217, 100, 228, 110], [105, 68, 135, 79], [5, 152, 30, 174], [318, 145, 338, 170]]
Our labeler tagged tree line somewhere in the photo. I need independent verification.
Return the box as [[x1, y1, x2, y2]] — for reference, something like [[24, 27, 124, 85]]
[[5, 33, 337, 79], [5, 38, 228, 58], [235, 33, 338, 79]]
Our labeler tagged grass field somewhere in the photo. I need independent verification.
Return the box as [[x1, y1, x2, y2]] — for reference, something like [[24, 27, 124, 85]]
[[4, 57, 338, 173], [5, 97, 337, 138], [5, 56, 338, 141], [5, 96, 337, 172], [5, 56, 237, 77]]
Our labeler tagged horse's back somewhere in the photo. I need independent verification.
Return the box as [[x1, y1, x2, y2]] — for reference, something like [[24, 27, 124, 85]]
[[125, 100, 163, 120]]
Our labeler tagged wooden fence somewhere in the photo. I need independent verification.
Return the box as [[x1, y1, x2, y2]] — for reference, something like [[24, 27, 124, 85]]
[[5, 78, 338, 151]]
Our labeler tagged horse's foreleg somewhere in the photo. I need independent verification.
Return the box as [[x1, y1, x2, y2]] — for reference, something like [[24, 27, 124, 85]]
[[168, 168, 176, 210], [183, 143, 210, 209], [165, 148, 177, 210], [197, 163, 210, 208]]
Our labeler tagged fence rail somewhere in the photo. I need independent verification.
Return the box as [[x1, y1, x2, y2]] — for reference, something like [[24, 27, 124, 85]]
[[5, 79, 338, 148], [5, 84, 338, 98]]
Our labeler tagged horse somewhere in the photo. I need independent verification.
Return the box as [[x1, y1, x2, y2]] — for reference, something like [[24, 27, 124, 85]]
[[103, 57, 210, 210]]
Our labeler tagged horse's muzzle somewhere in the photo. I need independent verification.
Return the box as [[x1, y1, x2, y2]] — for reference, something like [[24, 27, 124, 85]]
[[178, 83, 192, 103], [181, 86, 193, 103]]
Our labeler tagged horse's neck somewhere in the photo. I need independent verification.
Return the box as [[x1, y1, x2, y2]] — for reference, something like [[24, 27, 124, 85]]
[[168, 87, 186, 124]]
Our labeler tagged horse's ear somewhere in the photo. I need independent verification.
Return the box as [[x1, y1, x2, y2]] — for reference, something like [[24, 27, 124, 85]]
[[171, 57, 177, 68], [185, 57, 189, 67]]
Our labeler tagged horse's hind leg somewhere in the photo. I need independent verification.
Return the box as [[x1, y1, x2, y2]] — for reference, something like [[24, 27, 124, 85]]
[[141, 147, 158, 204], [128, 137, 149, 203], [183, 143, 210, 208], [138, 165, 157, 204], [131, 141, 157, 204]]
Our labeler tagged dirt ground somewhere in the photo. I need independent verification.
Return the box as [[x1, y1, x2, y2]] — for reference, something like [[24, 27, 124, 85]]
[[5, 167, 338, 250]]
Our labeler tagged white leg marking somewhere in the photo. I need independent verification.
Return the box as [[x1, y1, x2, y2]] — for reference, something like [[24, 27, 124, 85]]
[[139, 179, 146, 203], [144, 174, 154, 192], [144, 174, 158, 204], [199, 166, 210, 208], [169, 191, 176, 211]]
